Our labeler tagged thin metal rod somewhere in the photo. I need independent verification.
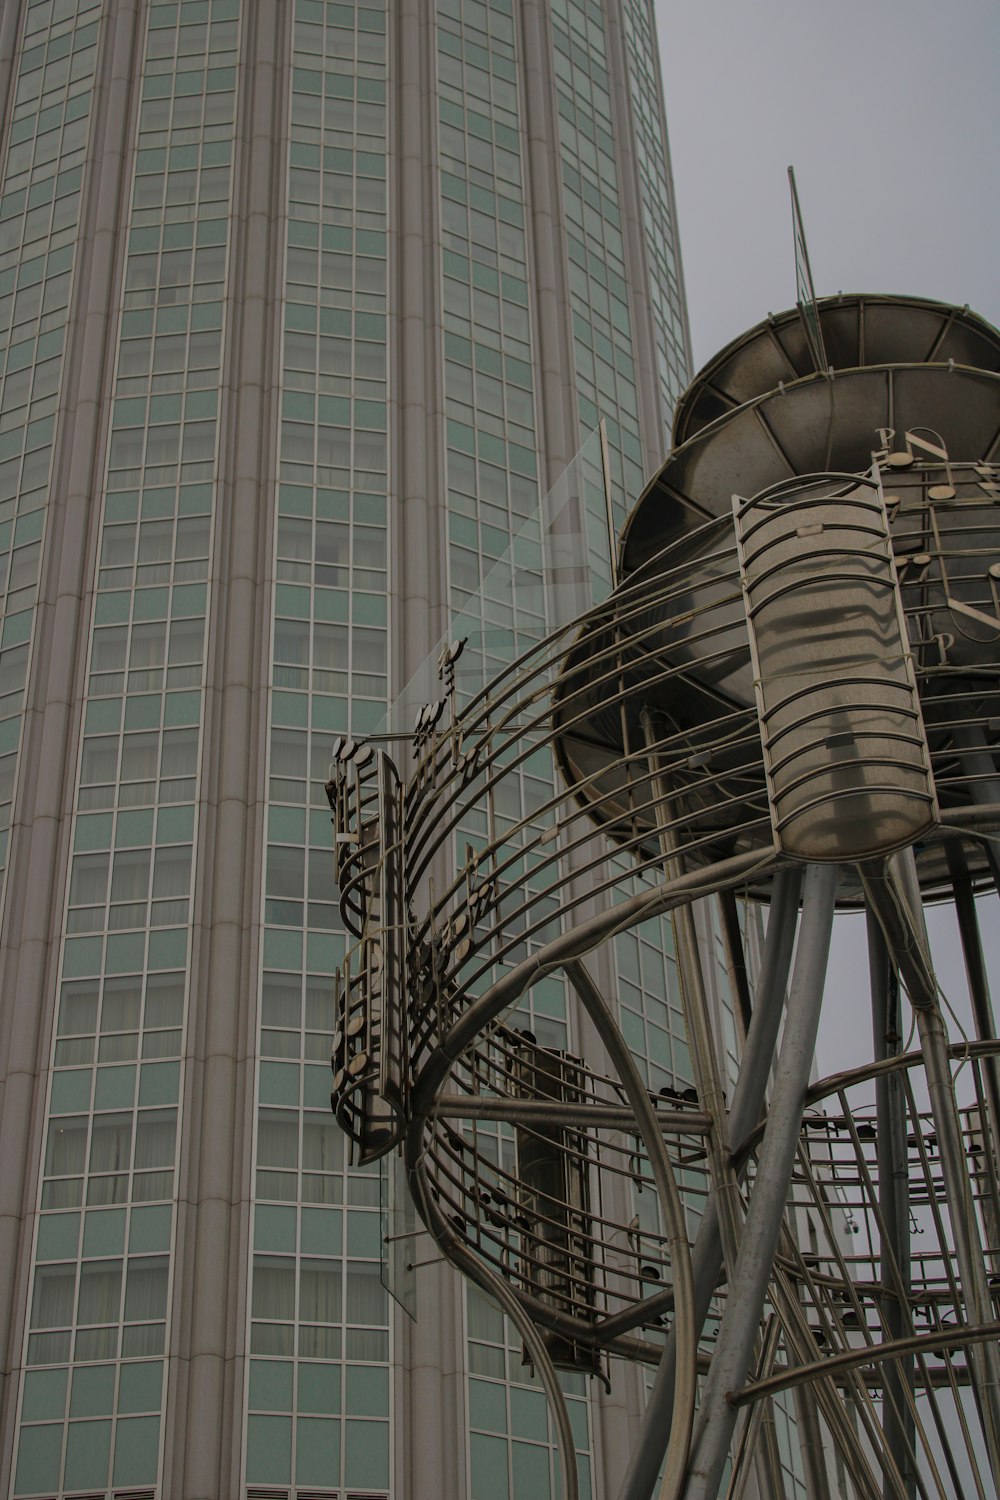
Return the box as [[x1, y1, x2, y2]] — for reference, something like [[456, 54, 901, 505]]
[[728, 1320, 1000, 1407], [726, 1317, 786, 1500], [792, 1380, 832, 1500], [913, 998, 1000, 1485], [681, 862, 838, 1500], [867, 909, 917, 1499], [716, 888, 754, 1037], [432, 1095, 710, 1133], [599, 416, 619, 589], [563, 959, 696, 1500], [947, 842, 1000, 1157]]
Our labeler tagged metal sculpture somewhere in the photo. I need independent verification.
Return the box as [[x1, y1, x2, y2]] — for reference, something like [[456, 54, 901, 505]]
[[327, 294, 1000, 1500]]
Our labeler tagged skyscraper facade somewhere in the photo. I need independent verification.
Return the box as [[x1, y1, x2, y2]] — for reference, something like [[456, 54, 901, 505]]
[[0, 2, 693, 1497]]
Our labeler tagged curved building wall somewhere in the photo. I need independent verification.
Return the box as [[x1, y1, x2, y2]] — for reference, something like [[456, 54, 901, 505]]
[[0, 2, 695, 1498]]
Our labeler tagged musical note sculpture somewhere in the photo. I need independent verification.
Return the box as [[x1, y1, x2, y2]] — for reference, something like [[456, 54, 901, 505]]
[[328, 294, 1000, 1500]]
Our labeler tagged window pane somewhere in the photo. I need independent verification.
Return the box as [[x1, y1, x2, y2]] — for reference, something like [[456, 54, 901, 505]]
[[31, 1265, 77, 1328], [134, 1110, 177, 1171], [81, 736, 119, 784], [46, 1117, 88, 1176], [258, 1109, 298, 1170], [102, 978, 141, 1032], [70, 853, 110, 907], [89, 1114, 132, 1174], [124, 1257, 168, 1321], [121, 733, 159, 781], [251, 1256, 295, 1321], [299, 1259, 341, 1324], [111, 850, 150, 903], [152, 846, 191, 899], [302, 1115, 340, 1173], [59, 983, 99, 1036], [270, 728, 307, 777], [167, 617, 204, 665], [144, 975, 184, 1029], [345, 1261, 386, 1325], [77, 1260, 122, 1324], [160, 728, 198, 777]]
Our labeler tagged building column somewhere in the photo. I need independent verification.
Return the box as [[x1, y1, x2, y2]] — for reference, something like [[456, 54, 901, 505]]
[[0, 2, 143, 1486], [603, 0, 672, 477], [161, 4, 290, 1494], [393, 2, 468, 1495], [518, 0, 579, 494]]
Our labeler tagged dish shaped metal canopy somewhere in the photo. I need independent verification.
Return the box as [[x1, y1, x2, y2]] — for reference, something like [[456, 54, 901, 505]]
[[621, 294, 1000, 573], [553, 295, 1000, 901]]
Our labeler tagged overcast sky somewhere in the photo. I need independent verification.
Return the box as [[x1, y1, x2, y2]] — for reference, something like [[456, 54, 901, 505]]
[[652, 0, 1000, 1074], [654, 0, 1000, 366]]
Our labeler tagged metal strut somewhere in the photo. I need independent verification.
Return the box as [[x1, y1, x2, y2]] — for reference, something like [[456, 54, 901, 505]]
[[680, 862, 838, 1500]]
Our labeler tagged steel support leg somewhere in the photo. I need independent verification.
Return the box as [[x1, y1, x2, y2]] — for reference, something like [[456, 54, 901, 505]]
[[680, 862, 838, 1500], [614, 869, 803, 1500], [867, 910, 917, 1499]]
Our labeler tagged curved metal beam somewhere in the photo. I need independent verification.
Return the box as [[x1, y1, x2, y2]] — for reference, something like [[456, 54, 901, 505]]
[[410, 847, 779, 1120], [729, 1321, 1000, 1408], [563, 959, 697, 1500], [404, 1139, 580, 1500]]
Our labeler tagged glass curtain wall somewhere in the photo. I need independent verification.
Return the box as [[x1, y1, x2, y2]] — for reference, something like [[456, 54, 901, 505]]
[[0, 2, 696, 1497]]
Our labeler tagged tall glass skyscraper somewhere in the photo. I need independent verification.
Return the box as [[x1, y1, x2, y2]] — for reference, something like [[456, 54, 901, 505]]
[[0, 1, 693, 1496]]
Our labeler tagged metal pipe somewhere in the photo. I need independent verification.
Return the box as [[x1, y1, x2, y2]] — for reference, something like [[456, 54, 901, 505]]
[[728, 1320, 1000, 1407], [792, 1380, 832, 1500], [680, 862, 838, 1500], [726, 1317, 786, 1500], [867, 910, 917, 1499], [639, 708, 747, 1247], [716, 888, 754, 1038], [432, 1095, 711, 1133]]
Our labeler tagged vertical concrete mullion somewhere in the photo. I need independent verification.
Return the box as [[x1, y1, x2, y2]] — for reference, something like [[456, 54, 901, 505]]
[[519, 0, 579, 491], [395, 0, 448, 681], [163, 4, 289, 1495], [394, 3, 467, 1495], [603, 0, 671, 477], [0, 0, 143, 1489], [640, 0, 694, 384], [0, 0, 27, 150]]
